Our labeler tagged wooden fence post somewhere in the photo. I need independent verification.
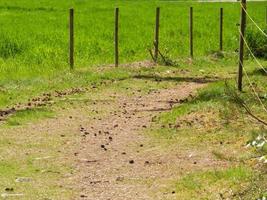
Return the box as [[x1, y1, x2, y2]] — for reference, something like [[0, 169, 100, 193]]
[[154, 7, 160, 62], [189, 7, 193, 58], [114, 8, 119, 67], [69, 8, 74, 70], [220, 8, 223, 51], [238, 0, 247, 91]]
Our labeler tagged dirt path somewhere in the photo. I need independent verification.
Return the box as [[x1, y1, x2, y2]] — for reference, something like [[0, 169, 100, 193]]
[[69, 82, 226, 200], [0, 80, 230, 199]]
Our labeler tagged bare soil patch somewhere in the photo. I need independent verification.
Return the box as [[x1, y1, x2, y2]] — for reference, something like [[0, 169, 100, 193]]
[[71, 82, 229, 200], [0, 80, 231, 199]]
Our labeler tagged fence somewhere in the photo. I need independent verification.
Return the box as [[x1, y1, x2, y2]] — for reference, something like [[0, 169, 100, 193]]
[[68, 6, 231, 69], [238, 0, 267, 91], [0, 3, 264, 75], [68, 4, 266, 87], [236, 0, 267, 121]]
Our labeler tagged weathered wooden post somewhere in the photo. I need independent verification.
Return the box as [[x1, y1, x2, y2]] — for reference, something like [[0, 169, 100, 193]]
[[154, 7, 160, 62], [220, 8, 223, 51], [69, 8, 74, 70], [114, 8, 119, 67], [189, 7, 193, 58], [238, 0, 247, 91]]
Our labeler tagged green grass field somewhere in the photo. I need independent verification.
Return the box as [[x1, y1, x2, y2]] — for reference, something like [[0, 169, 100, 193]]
[[0, 0, 265, 69]]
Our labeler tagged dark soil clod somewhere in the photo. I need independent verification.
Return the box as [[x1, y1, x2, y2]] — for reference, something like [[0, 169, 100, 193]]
[[129, 160, 134, 164], [5, 187, 14, 192]]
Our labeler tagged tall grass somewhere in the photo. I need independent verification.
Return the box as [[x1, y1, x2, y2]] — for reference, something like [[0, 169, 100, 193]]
[[0, 1, 265, 72]]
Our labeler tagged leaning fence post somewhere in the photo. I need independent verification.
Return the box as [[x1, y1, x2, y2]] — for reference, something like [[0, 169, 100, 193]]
[[189, 7, 193, 58], [238, 0, 247, 91], [114, 8, 119, 67], [154, 7, 160, 62], [69, 8, 74, 70], [220, 8, 223, 51]]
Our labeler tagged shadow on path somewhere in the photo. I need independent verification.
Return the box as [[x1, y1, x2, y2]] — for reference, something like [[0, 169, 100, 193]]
[[133, 75, 220, 84]]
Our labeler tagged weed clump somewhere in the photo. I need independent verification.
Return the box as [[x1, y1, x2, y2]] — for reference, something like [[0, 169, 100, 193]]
[[246, 24, 267, 59], [0, 34, 26, 59]]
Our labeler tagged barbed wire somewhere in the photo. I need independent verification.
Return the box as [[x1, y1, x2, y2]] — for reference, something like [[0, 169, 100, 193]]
[[240, 60, 267, 113], [238, 28, 267, 74], [240, 3, 267, 38], [236, 22, 267, 113]]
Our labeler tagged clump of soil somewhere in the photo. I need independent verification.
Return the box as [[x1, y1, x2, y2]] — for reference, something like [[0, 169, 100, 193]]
[[0, 87, 85, 121]]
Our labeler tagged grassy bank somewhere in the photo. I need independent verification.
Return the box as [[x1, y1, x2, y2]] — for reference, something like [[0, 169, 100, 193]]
[[149, 70, 267, 199]]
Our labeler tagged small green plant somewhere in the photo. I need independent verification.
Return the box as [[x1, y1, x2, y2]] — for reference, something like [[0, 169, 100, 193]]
[[0, 34, 26, 59], [246, 24, 267, 59]]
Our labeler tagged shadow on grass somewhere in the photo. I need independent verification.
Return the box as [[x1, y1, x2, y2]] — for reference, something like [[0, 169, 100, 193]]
[[133, 74, 226, 104], [249, 68, 267, 76], [0, 6, 57, 12], [133, 75, 220, 84], [5, 108, 54, 126]]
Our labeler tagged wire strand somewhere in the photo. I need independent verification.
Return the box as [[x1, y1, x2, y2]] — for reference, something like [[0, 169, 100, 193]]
[[240, 60, 267, 113], [240, 3, 267, 38], [238, 28, 267, 74], [237, 23, 267, 113]]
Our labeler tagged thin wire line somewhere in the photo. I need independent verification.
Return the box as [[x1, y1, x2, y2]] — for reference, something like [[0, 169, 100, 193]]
[[241, 61, 267, 113], [240, 2, 267, 38], [237, 26, 267, 112], [238, 28, 267, 74]]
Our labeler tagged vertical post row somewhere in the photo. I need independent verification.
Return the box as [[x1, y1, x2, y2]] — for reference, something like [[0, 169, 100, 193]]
[[220, 8, 223, 51], [238, 0, 247, 91], [154, 7, 160, 62], [189, 7, 193, 58], [69, 8, 74, 70], [115, 8, 119, 67]]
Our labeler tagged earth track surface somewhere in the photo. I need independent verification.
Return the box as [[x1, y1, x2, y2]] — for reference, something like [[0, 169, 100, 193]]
[[69, 82, 227, 200], [0, 81, 230, 199]]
